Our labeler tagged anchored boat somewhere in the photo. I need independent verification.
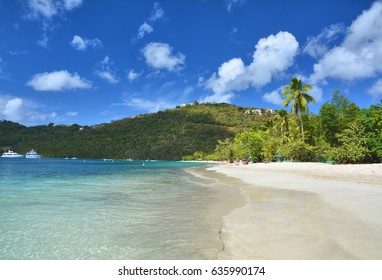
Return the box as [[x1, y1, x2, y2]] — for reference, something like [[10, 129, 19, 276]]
[[1, 150, 24, 158], [25, 149, 42, 159]]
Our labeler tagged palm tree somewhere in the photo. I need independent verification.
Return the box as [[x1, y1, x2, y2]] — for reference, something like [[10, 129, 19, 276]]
[[282, 77, 315, 141], [275, 109, 290, 142]]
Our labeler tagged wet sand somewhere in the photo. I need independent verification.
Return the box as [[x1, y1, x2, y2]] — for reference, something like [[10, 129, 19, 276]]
[[205, 163, 382, 259]]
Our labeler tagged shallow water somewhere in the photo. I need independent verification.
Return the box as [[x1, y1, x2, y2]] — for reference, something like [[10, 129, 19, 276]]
[[0, 159, 240, 260]]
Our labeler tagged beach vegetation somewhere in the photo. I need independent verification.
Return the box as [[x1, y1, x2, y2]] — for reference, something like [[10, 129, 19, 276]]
[[278, 140, 316, 162], [193, 151, 205, 161], [329, 122, 370, 164], [320, 90, 360, 146], [356, 102, 382, 162], [233, 131, 264, 162], [213, 138, 235, 162]]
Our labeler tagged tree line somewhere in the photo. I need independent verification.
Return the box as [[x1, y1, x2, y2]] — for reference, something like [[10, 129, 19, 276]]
[[186, 78, 382, 164], [0, 103, 267, 160], [1, 79, 381, 163]]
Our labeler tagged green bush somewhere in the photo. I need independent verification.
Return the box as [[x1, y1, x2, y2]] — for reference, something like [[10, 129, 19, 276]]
[[233, 131, 264, 162], [331, 122, 370, 163], [279, 140, 316, 162]]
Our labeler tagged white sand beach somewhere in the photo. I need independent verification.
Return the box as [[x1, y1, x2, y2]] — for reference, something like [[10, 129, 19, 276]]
[[206, 162, 382, 259]]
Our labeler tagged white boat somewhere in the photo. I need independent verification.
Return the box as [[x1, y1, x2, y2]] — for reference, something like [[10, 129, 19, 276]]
[[1, 150, 24, 158], [25, 149, 41, 159]]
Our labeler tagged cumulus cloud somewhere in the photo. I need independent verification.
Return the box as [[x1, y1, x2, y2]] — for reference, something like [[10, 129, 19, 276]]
[[202, 31, 299, 103], [137, 22, 154, 39], [0, 95, 56, 125], [142, 42, 185, 72], [95, 56, 119, 84], [368, 79, 382, 98], [25, 0, 83, 48], [27, 70, 92, 91], [26, 0, 59, 19], [134, 3, 164, 41], [149, 2, 165, 22], [70, 35, 102, 51], [2, 98, 24, 122], [96, 71, 119, 84], [127, 69, 142, 82], [303, 24, 345, 58], [262, 88, 284, 106], [308, 85, 323, 103], [310, 1, 382, 83], [63, 0, 82, 10], [26, 0, 82, 20]]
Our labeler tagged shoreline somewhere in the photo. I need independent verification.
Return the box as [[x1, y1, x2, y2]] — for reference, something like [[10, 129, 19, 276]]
[[201, 162, 382, 259]]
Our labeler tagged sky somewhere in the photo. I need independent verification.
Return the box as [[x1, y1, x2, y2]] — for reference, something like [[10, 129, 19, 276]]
[[0, 0, 381, 126]]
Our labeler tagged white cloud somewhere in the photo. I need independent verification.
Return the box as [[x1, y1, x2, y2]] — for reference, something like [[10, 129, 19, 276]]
[[70, 35, 102, 51], [63, 0, 82, 10], [308, 85, 323, 103], [137, 22, 154, 39], [310, 1, 382, 83], [133, 3, 164, 42], [101, 56, 110, 65], [0, 95, 56, 125], [303, 24, 345, 58], [263, 88, 284, 106], [25, 0, 83, 48], [149, 2, 165, 22], [127, 69, 141, 82], [142, 42, 185, 72], [123, 97, 174, 113], [26, 0, 82, 20], [26, 0, 58, 19], [27, 70, 92, 91], [96, 71, 119, 84], [70, 35, 86, 50], [368, 79, 382, 98], [95, 56, 119, 84], [203, 31, 299, 103], [3, 98, 24, 122]]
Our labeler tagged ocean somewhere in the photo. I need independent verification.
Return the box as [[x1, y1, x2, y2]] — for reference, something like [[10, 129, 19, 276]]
[[0, 158, 242, 260]]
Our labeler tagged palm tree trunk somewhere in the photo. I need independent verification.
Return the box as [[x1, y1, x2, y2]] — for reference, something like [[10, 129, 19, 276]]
[[299, 114, 304, 141]]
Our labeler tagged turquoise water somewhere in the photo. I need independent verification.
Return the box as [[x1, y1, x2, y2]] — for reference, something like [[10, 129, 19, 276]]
[[0, 158, 230, 260]]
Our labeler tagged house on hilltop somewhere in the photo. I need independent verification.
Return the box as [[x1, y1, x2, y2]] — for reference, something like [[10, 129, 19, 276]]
[[244, 108, 275, 115]]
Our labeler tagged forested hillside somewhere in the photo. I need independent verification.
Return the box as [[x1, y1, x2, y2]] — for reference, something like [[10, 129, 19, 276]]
[[0, 103, 270, 160]]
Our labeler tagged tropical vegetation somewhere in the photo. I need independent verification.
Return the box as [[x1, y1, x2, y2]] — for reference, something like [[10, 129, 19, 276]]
[[201, 80, 381, 164], [1, 78, 381, 164]]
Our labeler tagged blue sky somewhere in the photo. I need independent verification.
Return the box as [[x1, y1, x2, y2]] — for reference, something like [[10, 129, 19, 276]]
[[0, 0, 381, 126]]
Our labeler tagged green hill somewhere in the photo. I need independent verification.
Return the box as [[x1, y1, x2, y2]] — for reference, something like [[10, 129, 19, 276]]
[[0, 103, 272, 160]]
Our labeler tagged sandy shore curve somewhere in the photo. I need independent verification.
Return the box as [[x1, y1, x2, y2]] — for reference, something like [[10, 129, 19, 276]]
[[206, 162, 382, 259]]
